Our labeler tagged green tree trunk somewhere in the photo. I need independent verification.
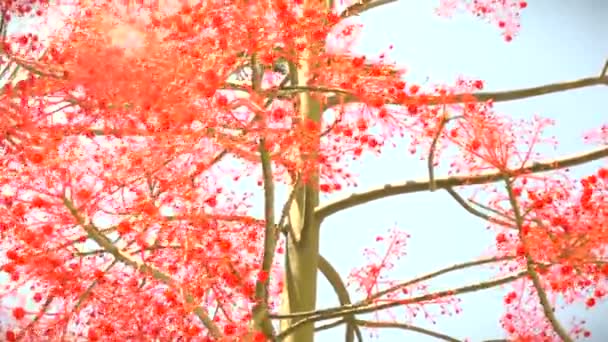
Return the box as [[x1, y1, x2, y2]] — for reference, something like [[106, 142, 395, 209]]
[[279, 27, 323, 341]]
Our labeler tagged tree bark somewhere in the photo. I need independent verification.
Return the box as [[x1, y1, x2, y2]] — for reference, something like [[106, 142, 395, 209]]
[[279, 2, 324, 339]]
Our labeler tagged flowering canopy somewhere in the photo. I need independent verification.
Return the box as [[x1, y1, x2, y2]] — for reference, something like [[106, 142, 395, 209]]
[[0, 0, 607, 341]]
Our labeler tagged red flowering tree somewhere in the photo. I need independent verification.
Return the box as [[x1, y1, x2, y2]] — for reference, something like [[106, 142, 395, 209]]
[[1, 0, 607, 341]]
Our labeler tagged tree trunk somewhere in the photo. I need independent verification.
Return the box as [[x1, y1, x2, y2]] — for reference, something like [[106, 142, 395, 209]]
[[279, 6, 323, 339]]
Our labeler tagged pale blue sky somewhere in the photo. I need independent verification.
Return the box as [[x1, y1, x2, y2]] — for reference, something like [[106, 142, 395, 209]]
[[311, 1, 608, 341], [3, 1, 608, 341]]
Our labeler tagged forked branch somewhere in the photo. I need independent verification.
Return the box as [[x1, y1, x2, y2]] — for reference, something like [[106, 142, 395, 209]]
[[62, 195, 223, 339], [444, 187, 515, 229]]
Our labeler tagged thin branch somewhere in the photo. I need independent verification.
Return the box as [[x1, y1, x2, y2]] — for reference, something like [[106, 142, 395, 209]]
[[313, 318, 348, 334], [365, 256, 514, 304], [444, 187, 515, 229], [468, 199, 514, 221], [252, 136, 278, 338], [72, 260, 119, 311], [62, 195, 223, 339], [354, 320, 462, 342], [315, 145, 608, 220], [318, 255, 363, 342], [320, 111, 343, 137], [601, 59, 608, 77], [428, 109, 449, 191], [504, 180, 573, 342], [273, 271, 527, 338], [16, 295, 55, 341], [251, 53, 287, 339]]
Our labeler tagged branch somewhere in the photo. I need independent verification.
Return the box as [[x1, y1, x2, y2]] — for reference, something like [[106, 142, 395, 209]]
[[340, 0, 399, 18], [444, 187, 515, 229], [428, 109, 450, 191], [249, 51, 278, 339], [62, 195, 223, 339], [325, 74, 608, 108], [72, 260, 119, 312], [274, 271, 526, 338], [313, 318, 346, 334], [354, 320, 462, 342], [318, 255, 363, 342], [315, 145, 608, 220], [504, 181, 573, 342], [16, 295, 55, 341], [365, 256, 515, 304], [252, 136, 278, 338]]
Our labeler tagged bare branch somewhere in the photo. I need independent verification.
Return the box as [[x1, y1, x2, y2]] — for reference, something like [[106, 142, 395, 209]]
[[252, 137, 278, 338], [355, 320, 462, 342], [273, 271, 527, 338], [316, 145, 608, 220], [318, 255, 363, 342], [444, 188, 515, 229], [313, 318, 348, 333], [365, 256, 515, 304], [428, 109, 449, 191], [340, 0, 399, 18]]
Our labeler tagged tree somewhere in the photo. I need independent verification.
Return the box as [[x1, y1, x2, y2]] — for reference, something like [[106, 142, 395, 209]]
[[0, 0, 607, 341]]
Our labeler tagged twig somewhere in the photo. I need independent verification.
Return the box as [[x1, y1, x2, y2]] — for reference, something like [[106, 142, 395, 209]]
[[365, 255, 514, 303], [313, 318, 347, 333], [16, 295, 56, 341], [428, 109, 449, 191], [274, 271, 526, 338], [72, 260, 119, 311], [467, 199, 515, 221], [600, 59, 608, 77], [354, 320, 462, 342], [445, 187, 515, 228]]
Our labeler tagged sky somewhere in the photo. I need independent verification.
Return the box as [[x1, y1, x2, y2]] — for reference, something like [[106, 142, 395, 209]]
[[2, 0, 608, 341], [312, 1, 608, 341]]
